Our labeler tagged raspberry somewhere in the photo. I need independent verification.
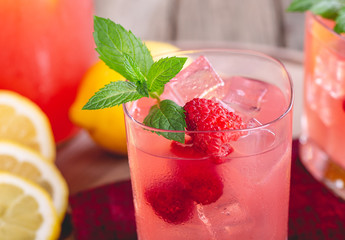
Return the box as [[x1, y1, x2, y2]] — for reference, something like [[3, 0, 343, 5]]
[[144, 180, 194, 224], [147, 134, 227, 225], [170, 143, 224, 205], [184, 98, 246, 159], [170, 138, 207, 159], [343, 99, 345, 112], [180, 163, 223, 205]]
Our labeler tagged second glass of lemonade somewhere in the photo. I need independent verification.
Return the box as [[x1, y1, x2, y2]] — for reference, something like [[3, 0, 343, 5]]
[[124, 49, 293, 240], [300, 12, 345, 199]]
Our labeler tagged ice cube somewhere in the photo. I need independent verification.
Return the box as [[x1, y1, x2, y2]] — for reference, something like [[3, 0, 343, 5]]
[[196, 197, 247, 224], [217, 201, 247, 224], [306, 48, 345, 126], [231, 118, 276, 155], [212, 98, 235, 113], [317, 89, 343, 126], [245, 117, 262, 128], [196, 205, 217, 240], [305, 75, 320, 111], [221, 76, 268, 119], [161, 56, 224, 105], [195, 198, 253, 239], [314, 48, 345, 99]]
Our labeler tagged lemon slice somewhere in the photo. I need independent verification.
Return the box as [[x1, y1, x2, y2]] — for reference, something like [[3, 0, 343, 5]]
[[0, 172, 60, 240], [0, 141, 68, 221], [0, 90, 55, 162]]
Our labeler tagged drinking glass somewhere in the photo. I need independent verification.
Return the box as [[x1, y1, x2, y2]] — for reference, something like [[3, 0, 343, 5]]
[[124, 49, 293, 239], [0, 0, 95, 143], [300, 12, 345, 199]]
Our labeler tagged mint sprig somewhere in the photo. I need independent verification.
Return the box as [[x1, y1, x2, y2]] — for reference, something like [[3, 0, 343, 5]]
[[83, 16, 187, 143], [287, 0, 345, 33]]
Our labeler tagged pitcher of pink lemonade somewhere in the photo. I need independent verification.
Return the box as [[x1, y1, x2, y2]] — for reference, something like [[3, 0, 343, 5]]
[[0, 0, 95, 143]]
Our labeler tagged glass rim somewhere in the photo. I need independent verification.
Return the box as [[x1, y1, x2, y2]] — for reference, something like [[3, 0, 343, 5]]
[[308, 11, 345, 41], [123, 48, 294, 134]]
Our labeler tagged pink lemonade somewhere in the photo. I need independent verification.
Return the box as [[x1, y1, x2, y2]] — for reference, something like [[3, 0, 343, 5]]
[[0, 0, 95, 143], [300, 12, 345, 194], [124, 50, 293, 239]]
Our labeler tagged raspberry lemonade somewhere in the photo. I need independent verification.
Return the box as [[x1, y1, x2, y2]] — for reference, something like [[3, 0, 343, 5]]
[[83, 18, 293, 240], [124, 51, 293, 239], [300, 12, 345, 198]]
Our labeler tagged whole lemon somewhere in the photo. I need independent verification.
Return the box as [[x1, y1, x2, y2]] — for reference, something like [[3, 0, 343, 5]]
[[69, 41, 179, 155]]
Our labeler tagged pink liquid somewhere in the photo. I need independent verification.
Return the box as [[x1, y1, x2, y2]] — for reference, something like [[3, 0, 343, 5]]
[[125, 77, 292, 240], [302, 13, 345, 169], [0, 0, 95, 143]]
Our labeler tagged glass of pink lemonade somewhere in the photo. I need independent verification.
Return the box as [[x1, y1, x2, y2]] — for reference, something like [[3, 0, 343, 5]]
[[300, 12, 345, 199], [0, 0, 95, 143], [124, 49, 293, 239]]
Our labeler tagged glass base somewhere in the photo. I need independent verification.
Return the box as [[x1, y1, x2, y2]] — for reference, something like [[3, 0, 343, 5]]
[[299, 137, 345, 200]]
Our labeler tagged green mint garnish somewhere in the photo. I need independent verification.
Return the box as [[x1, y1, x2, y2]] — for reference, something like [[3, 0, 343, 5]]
[[93, 16, 153, 81], [83, 16, 187, 143], [147, 57, 187, 96], [143, 100, 186, 143], [335, 7, 345, 33], [82, 81, 142, 110], [287, 0, 321, 12], [287, 0, 345, 34]]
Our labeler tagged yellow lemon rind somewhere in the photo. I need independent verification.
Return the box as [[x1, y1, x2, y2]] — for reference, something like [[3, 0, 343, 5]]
[[0, 140, 68, 221], [0, 90, 55, 162], [0, 172, 60, 240]]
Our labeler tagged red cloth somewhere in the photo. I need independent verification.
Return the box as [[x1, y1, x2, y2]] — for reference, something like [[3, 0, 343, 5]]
[[288, 140, 345, 240], [68, 181, 137, 240], [67, 140, 345, 240]]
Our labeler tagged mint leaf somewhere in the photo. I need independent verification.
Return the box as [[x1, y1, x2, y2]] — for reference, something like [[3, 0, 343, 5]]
[[310, 0, 342, 19], [147, 57, 187, 94], [143, 100, 186, 143], [93, 16, 153, 83], [335, 7, 345, 33], [286, 0, 319, 12], [135, 81, 149, 97], [83, 81, 142, 110], [287, 0, 345, 33]]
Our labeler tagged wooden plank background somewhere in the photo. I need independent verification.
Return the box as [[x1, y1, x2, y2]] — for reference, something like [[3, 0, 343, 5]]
[[94, 0, 305, 50]]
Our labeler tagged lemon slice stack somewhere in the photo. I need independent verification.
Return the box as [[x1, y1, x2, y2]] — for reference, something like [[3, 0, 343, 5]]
[[0, 90, 68, 240]]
